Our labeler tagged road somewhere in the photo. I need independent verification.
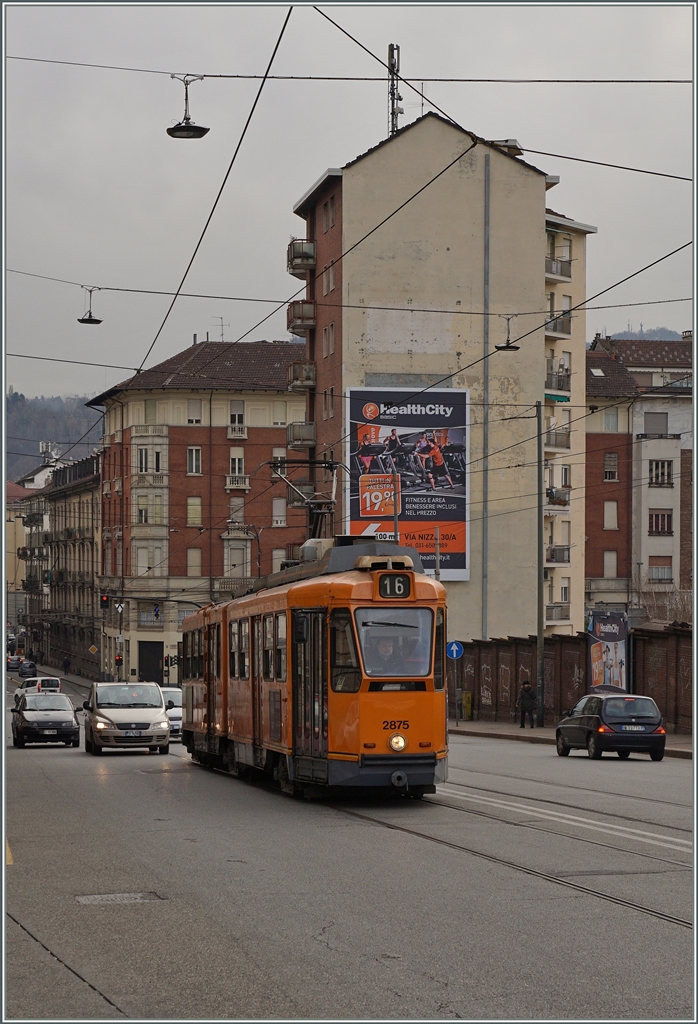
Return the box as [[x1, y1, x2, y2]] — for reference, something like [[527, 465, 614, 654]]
[[5, 676, 693, 1020]]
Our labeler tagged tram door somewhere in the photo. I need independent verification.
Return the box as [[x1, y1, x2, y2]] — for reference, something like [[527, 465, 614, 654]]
[[252, 616, 264, 746], [292, 609, 328, 759]]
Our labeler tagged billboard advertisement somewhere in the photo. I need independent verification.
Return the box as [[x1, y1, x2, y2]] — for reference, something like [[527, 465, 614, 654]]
[[588, 611, 628, 690], [347, 387, 469, 580]]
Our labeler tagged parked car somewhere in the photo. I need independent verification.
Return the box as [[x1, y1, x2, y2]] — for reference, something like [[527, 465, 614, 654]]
[[14, 677, 62, 705], [17, 660, 38, 679], [556, 693, 666, 760], [11, 692, 80, 748], [83, 682, 170, 755], [6, 655, 23, 672], [160, 687, 183, 741]]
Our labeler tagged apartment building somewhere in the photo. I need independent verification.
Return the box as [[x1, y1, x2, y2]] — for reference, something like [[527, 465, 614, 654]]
[[88, 339, 308, 684], [6, 482, 32, 626], [288, 113, 595, 639]]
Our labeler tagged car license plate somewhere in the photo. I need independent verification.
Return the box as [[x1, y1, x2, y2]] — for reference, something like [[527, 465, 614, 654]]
[[621, 725, 644, 731], [124, 731, 143, 737], [42, 729, 57, 735]]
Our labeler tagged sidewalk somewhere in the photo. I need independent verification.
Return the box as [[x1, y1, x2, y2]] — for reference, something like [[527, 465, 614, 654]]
[[33, 663, 95, 695], [448, 718, 692, 759]]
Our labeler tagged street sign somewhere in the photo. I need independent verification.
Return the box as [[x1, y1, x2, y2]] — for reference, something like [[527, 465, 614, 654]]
[[447, 641, 464, 660], [88, 645, 98, 655], [115, 634, 124, 644], [115, 603, 124, 614]]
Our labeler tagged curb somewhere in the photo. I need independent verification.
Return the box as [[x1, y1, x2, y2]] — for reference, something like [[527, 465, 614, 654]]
[[448, 727, 692, 760]]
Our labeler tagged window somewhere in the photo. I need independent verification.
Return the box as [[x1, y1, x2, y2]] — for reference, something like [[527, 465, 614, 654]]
[[562, 295, 572, 319], [330, 609, 361, 693], [560, 465, 571, 487], [275, 612, 287, 680], [229, 447, 244, 475], [434, 608, 445, 690], [649, 460, 673, 486], [590, 367, 605, 378], [228, 498, 244, 525], [323, 265, 329, 295], [329, 260, 335, 291], [263, 615, 274, 681], [144, 399, 156, 424], [229, 621, 238, 678], [644, 411, 668, 435], [187, 447, 202, 474], [154, 450, 161, 472], [224, 542, 247, 578], [271, 448, 286, 471], [137, 495, 148, 524], [322, 389, 328, 420], [329, 322, 335, 354], [135, 546, 149, 578], [272, 401, 287, 426], [187, 548, 202, 577], [649, 509, 673, 535], [603, 551, 618, 579], [153, 495, 163, 525], [322, 326, 328, 358], [560, 578, 570, 602], [323, 201, 328, 232], [329, 194, 335, 227], [603, 501, 618, 530], [138, 448, 148, 473], [648, 555, 672, 581], [229, 400, 244, 425], [272, 497, 286, 527], [187, 399, 202, 424], [329, 386, 335, 418], [604, 409, 618, 432], [272, 548, 285, 573], [239, 620, 249, 679], [604, 453, 618, 481], [187, 497, 203, 526], [559, 236, 571, 260]]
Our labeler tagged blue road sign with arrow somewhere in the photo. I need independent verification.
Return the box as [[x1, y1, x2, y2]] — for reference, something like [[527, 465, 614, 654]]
[[447, 641, 464, 660]]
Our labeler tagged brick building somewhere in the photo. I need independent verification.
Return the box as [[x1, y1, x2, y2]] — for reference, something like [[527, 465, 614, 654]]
[[88, 339, 308, 684]]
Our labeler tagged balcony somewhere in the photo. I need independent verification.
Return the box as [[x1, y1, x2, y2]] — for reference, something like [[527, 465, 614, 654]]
[[132, 424, 168, 437], [102, 481, 111, 495], [545, 314, 572, 336], [636, 433, 682, 441], [287, 422, 316, 448], [215, 576, 256, 593], [287, 301, 316, 336], [545, 257, 572, 279], [545, 430, 571, 450], [287, 239, 317, 278], [546, 545, 571, 564], [545, 370, 571, 392], [113, 478, 123, 493], [288, 360, 316, 390], [131, 472, 169, 487], [224, 474, 251, 492], [545, 486, 571, 507], [137, 611, 164, 629], [16, 547, 29, 560], [546, 603, 571, 622], [227, 424, 248, 439]]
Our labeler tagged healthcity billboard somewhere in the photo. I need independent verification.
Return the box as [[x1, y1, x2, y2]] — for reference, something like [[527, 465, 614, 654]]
[[346, 387, 469, 580], [588, 611, 628, 690]]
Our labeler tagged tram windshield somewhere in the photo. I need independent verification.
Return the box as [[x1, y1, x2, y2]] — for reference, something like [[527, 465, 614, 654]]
[[354, 608, 433, 676]]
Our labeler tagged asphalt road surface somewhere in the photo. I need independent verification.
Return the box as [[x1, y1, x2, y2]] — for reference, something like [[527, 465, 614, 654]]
[[5, 677, 693, 1020]]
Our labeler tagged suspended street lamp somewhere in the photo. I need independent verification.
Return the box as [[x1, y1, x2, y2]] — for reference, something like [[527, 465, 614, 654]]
[[494, 314, 520, 351], [167, 74, 210, 139], [77, 286, 102, 325]]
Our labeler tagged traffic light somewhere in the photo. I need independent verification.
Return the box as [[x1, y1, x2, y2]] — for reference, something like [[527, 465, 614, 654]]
[[154, 604, 160, 620], [100, 595, 110, 610], [164, 656, 169, 668]]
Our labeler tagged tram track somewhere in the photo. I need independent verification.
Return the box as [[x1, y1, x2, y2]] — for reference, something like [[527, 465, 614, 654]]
[[330, 805, 693, 930]]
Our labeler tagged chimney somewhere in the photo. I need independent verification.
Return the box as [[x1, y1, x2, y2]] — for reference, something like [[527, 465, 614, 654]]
[[192, 334, 197, 346]]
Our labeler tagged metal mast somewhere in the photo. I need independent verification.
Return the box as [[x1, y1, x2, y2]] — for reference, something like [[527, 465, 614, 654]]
[[388, 44, 403, 136]]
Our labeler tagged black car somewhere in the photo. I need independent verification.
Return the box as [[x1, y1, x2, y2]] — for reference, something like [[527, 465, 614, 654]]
[[17, 660, 38, 679], [11, 693, 80, 748], [556, 693, 666, 760], [6, 655, 23, 672]]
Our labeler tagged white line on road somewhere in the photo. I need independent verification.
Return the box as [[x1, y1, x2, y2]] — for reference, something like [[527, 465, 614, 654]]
[[438, 785, 693, 852]]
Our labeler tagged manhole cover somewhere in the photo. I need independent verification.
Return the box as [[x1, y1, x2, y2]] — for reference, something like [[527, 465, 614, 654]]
[[76, 892, 165, 905]]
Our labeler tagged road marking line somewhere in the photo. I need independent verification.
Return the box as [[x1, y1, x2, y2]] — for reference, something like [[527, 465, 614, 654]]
[[440, 786, 692, 852], [6, 840, 13, 865]]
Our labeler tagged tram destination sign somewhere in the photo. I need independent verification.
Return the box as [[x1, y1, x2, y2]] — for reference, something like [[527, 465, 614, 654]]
[[347, 387, 469, 581]]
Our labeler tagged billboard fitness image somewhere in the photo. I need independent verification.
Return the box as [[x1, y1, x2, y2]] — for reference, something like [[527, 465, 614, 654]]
[[346, 388, 469, 581]]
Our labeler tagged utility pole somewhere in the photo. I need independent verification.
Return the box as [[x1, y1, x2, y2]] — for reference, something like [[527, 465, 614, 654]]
[[536, 401, 545, 726], [388, 44, 403, 136], [392, 464, 400, 544]]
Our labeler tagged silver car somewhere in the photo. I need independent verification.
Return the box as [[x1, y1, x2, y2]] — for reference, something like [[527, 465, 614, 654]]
[[160, 687, 183, 741], [82, 682, 170, 755]]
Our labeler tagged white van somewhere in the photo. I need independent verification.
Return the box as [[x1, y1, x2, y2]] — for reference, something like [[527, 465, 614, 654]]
[[82, 682, 170, 755]]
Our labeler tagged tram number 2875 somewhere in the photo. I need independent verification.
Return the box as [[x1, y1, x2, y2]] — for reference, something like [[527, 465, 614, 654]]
[[383, 720, 410, 729], [378, 573, 411, 598]]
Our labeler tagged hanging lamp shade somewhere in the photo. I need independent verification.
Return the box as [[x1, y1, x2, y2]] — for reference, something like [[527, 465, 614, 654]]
[[168, 74, 209, 139], [77, 313, 103, 325]]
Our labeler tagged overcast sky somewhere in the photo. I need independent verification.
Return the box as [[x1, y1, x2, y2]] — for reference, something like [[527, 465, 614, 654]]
[[4, 3, 694, 403]]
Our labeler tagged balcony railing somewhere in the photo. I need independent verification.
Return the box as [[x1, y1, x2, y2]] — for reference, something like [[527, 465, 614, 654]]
[[215, 576, 256, 593], [227, 424, 248, 439], [138, 612, 164, 628], [545, 257, 572, 279], [102, 481, 111, 494], [287, 301, 316, 335], [545, 486, 571, 506], [546, 603, 571, 621], [287, 422, 316, 448], [132, 424, 168, 436], [288, 360, 316, 390], [545, 430, 571, 449], [131, 472, 169, 487], [545, 370, 571, 391], [546, 545, 571, 563], [287, 239, 317, 278], [224, 474, 251, 491], [545, 315, 572, 336], [113, 478, 123, 493]]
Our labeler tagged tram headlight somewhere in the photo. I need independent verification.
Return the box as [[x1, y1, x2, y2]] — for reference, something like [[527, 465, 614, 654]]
[[389, 733, 407, 752]]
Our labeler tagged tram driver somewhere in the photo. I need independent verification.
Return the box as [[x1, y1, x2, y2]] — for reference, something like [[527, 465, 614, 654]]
[[369, 637, 407, 676]]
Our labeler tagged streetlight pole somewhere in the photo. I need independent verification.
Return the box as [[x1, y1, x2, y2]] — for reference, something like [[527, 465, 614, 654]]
[[536, 401, 545, 726]]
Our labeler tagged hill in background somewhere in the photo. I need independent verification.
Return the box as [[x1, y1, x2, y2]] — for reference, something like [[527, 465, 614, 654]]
[[5, 391, 102, 482], [610, 327, 683, 341]]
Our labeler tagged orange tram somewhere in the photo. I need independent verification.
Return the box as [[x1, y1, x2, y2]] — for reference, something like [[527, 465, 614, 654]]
[[181, 539, 448, 797]]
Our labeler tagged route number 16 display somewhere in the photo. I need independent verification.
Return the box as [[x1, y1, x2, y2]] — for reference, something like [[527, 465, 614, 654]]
[[378, 574, 411, 599]]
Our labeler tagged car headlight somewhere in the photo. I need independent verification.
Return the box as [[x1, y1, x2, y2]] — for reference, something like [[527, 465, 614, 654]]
[[389, 733, 407, 752], [94, 717, 113, 730], [153, 720, 170, 730]]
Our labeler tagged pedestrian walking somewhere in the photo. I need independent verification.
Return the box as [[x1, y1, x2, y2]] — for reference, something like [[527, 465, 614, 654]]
[[62, 656, 71, 675], [516, 680, 537, 728]]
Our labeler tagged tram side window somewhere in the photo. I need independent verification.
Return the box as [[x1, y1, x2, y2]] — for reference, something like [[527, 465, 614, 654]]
[[434, 609, 445, 690], [330, 609, 361, 693], [196, 629, 203, 678], [229, 621, 238, 678], [239, 620, 250, 680], [183, 632, 191, 679], [208, 625, 218, 679], [263, 615, 274, 681], [275, 612, 287, 680]]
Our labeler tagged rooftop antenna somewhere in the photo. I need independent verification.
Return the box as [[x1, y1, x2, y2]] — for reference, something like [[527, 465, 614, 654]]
[[212, 316, 229, 342], [388, 44, 403, 136]]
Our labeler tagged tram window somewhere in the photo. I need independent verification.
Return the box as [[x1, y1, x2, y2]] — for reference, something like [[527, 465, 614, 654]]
[[196, 629, 203, 678], [239, 620, 249, 680], [183, 632, 190, 679], [215, 623, 221, 677], [434, 608, 445, 690], [263, 615, 274, 680], [208, 625, 217, 678], [330, 609, 361, 692], [355, 607, 433, 677], [229, 621, 238, 678], [275, 612, 287, 680]]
